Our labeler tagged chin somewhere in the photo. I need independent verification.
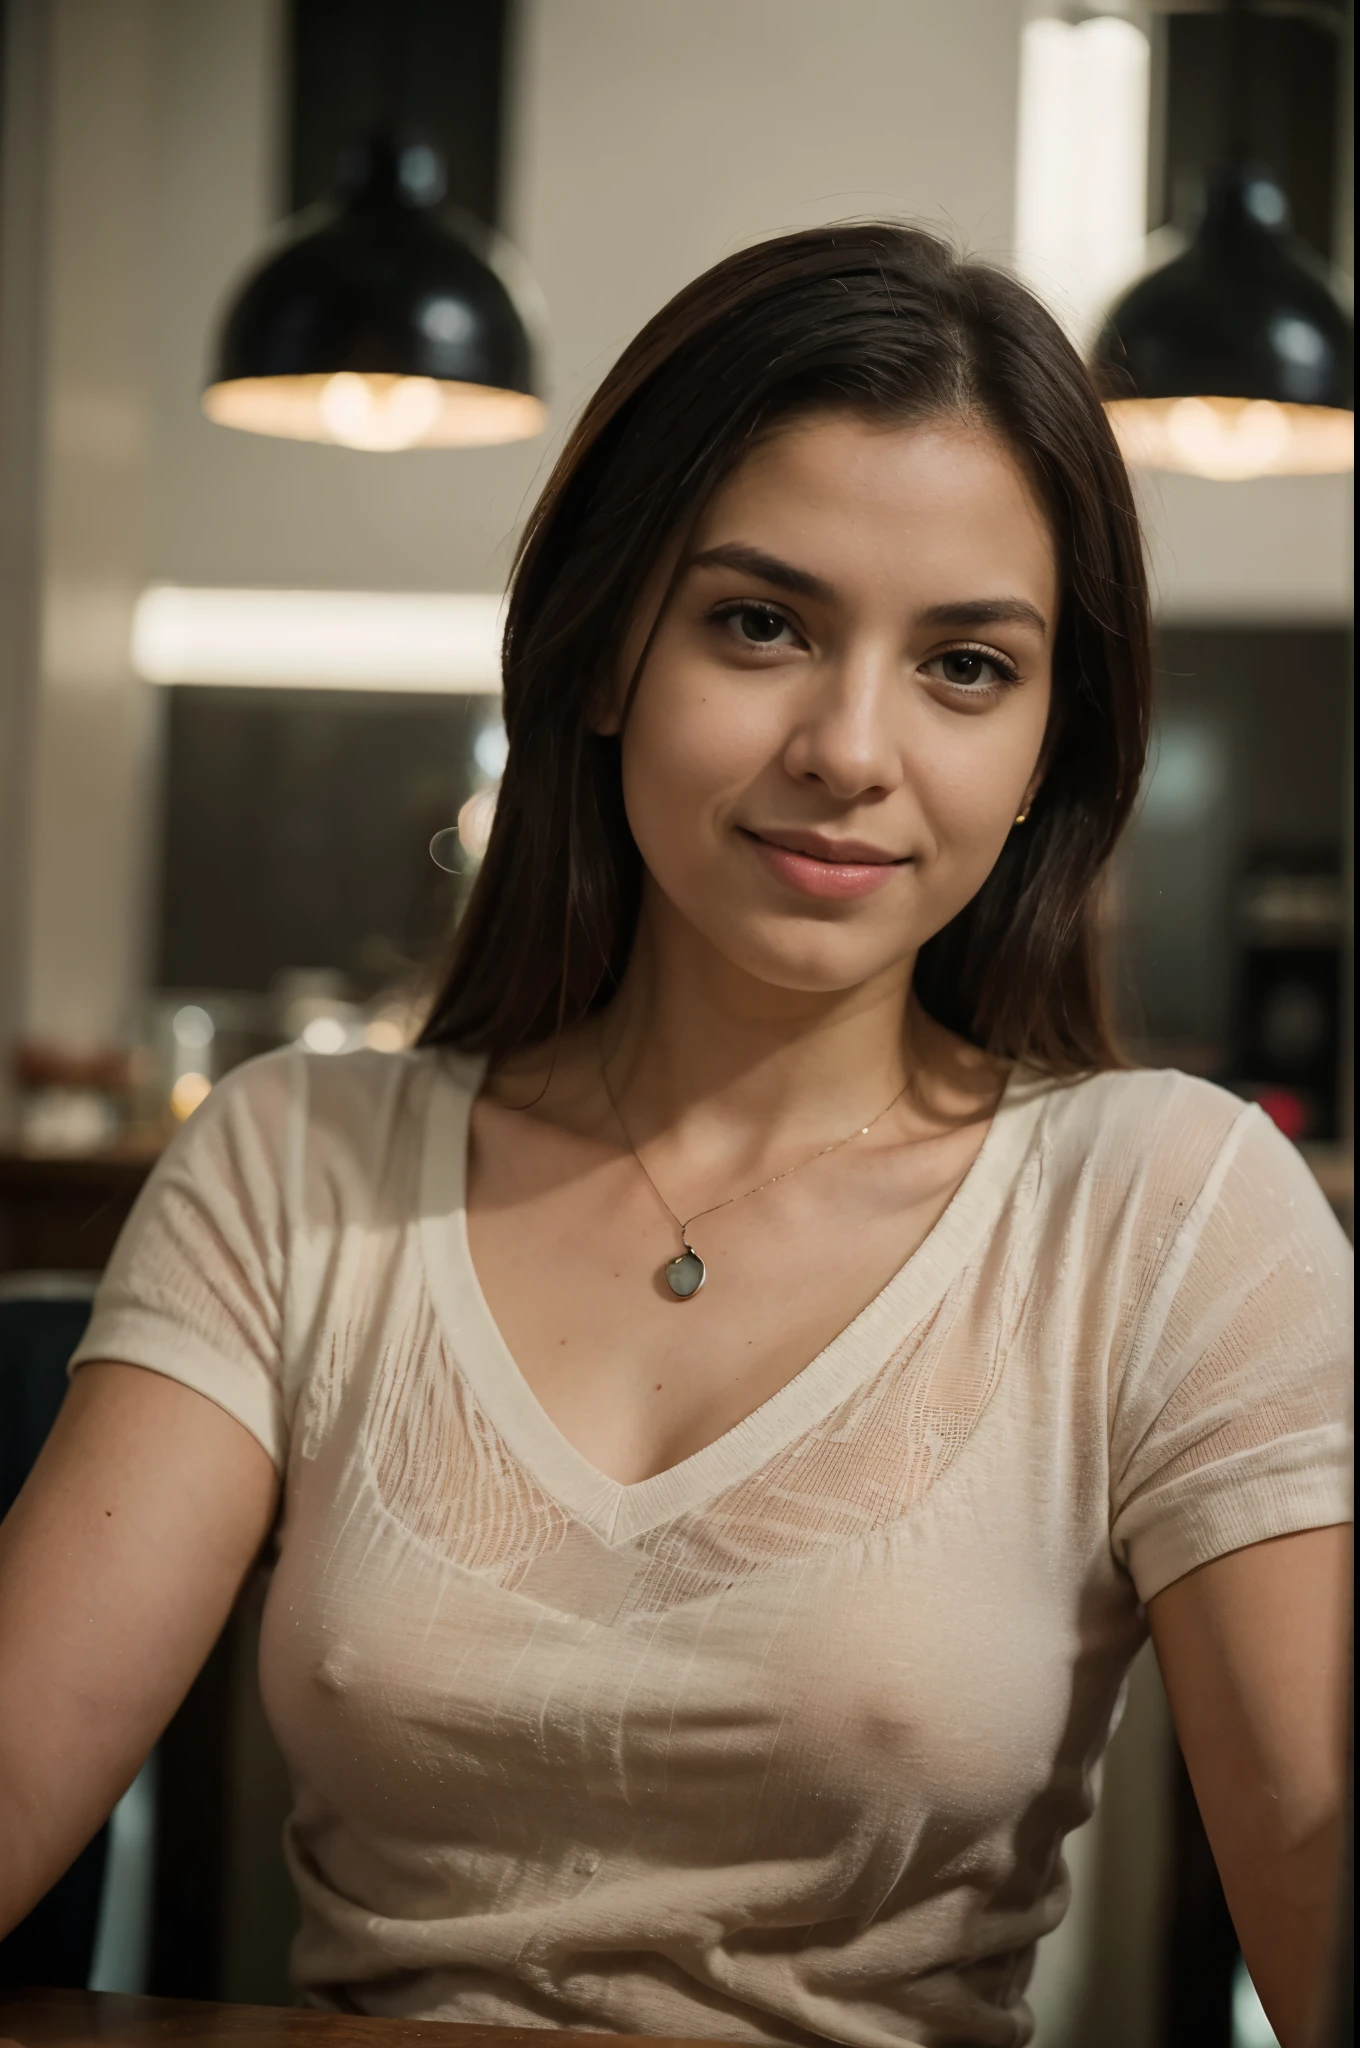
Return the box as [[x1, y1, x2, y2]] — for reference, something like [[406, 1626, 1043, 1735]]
[[710, 915, 918, 996]]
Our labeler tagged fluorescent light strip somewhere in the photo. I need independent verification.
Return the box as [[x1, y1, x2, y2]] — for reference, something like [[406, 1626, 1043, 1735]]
[[131, 586, 505, 692], [1014, 11, 1150, 345]]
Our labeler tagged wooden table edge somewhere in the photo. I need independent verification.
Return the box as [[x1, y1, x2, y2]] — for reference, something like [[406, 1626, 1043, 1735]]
[[0, 1987, 744, 2048]]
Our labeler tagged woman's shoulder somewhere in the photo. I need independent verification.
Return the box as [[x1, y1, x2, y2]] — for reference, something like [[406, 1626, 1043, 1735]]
[[184, 1041, 482, 1198], [1026, 1063, 1339, 1253], [1038, 1062, 1250, 1149], [204, 1039, 478, 1129]]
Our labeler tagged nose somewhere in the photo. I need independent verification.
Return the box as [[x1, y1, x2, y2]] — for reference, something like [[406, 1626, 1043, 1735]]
[[781, 640, 903, 801]]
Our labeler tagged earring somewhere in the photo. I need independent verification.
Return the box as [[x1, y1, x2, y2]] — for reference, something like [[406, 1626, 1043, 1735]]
[[1014, 805, 1030, 825]]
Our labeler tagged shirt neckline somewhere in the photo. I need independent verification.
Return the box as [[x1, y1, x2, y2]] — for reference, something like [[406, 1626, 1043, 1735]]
[[419, 1049, 1053, 1546]]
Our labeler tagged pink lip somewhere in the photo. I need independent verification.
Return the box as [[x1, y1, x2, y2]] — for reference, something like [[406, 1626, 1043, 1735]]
[[742, 828, 907, 901]]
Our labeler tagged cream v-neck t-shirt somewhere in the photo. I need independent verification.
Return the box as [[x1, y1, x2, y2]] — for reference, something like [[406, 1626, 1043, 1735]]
[[72, 1047, 1352, 2047]]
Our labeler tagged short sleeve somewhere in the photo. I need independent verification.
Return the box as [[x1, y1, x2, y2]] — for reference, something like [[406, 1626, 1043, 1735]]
[[1110, 1102, 1353, 1603], [68, 1049, 300, 1468]]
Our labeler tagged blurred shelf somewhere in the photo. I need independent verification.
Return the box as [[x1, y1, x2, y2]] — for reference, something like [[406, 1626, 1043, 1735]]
[[0, 1150, 159, 1276]]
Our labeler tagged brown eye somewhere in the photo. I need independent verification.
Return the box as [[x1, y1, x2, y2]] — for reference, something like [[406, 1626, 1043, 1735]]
[[720, 603, 799, 648], [923, 646, 1019, 692], [939, 651, 989, 687]]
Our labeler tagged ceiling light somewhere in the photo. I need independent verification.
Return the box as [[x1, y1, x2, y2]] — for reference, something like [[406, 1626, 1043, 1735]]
[[1015, 10, 1152, 345], [1091, 0, 1352, 482], [203, 138, 547, 451], [132, 586, 504, 691], [1106, 393, 1352, 480]]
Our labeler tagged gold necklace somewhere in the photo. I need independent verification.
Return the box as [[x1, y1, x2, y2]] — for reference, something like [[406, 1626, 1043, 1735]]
[[597, 1039, 909, 1299]]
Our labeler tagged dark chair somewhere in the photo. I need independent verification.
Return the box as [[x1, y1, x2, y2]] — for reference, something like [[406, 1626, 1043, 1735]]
[[0, 1275, 109, 1990], [0, 1273, 267, 2002]]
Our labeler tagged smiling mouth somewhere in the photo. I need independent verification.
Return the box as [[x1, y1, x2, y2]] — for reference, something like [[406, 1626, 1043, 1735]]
[[743, 828, 907, 865], [739, 828, 910, 900]]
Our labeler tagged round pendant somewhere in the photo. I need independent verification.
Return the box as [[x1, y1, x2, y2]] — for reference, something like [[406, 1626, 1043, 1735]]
[[664, 1248, 706, 1299]]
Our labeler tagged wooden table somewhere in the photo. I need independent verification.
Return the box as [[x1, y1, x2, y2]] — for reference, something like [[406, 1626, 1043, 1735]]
[[0, 1988, 721, 2046]]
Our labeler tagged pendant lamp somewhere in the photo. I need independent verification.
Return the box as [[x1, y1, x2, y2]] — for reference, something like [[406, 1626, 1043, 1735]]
[[203, 137, 546, 451], [1092, 3, 1353, 480]]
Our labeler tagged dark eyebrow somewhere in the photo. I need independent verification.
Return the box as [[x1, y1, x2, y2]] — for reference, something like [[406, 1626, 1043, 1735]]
[[685, 543, 835, 604], [686, 547, 1049, 638], [916, 598, 1049, 637]]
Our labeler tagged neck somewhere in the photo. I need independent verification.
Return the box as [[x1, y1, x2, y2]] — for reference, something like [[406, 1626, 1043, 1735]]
[[598, 888, 920, 1155]]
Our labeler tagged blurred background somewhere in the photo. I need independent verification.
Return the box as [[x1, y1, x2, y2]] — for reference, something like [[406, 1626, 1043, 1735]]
[[0, 3, 1351, 2044]]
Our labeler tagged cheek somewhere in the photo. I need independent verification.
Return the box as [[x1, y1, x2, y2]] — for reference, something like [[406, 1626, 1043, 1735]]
[[908, 698, 1048, 851], [620, 661, 770, 865]]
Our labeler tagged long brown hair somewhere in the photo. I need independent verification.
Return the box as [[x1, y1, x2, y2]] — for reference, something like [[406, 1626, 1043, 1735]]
[[419, 223, 1151, 1074]]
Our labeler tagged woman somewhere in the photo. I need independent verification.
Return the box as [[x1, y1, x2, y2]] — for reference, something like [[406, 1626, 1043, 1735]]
[[0, 225, 1350, 2048]]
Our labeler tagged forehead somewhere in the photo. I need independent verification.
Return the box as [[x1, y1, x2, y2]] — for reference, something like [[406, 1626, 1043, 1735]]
[[692, 412, 1058, 619]]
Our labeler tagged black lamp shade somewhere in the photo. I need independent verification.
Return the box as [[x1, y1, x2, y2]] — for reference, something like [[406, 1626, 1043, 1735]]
[[204, 140, 546, 450], [1094, 169, 1353, 479]]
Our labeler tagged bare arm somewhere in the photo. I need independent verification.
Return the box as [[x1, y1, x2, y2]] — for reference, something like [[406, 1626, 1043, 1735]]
[[0, 1361, 278, 1935], [1149, 1524, 1351, 2048]]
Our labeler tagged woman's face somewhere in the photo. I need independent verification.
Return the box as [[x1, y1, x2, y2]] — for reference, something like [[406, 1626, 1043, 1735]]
[[612, 410, 1059, 997]]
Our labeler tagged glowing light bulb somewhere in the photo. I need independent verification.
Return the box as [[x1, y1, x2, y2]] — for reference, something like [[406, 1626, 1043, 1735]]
[[363, 1017, 407, 1053], [204, 374, 546, 449], [457, 788, 498, 860], [170, 1071, 212, 1120], [172, 1003, 215, 1049], [318, 372, 444, 451], [300, 1015, 349, 1054], [1164, 397, 1290, 479], [473, 720, 509, 779], [1107, 395, 1354, 479]]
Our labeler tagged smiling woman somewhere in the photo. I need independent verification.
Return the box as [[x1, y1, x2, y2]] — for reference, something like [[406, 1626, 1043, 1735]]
[[426, 224, 1149, 1070], [593, 414, 1058, 1025], [1, 225, 1350, 2048]]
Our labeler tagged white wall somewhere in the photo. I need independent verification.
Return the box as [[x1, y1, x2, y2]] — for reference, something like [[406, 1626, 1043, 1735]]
[[145, 0, 1024, 595], [0, 0, 48, 1119], [18, 0, 159, 1048], [1140, 468, 1353, 624]]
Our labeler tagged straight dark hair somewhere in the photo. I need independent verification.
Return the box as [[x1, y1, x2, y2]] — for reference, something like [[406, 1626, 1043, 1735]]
[[420, 222, 1152, 1074]]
